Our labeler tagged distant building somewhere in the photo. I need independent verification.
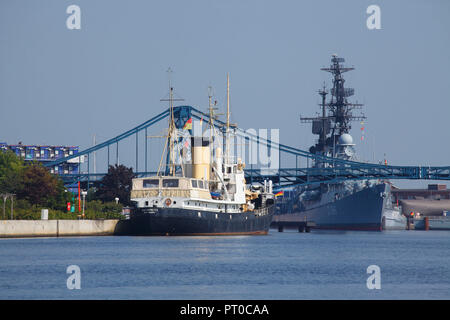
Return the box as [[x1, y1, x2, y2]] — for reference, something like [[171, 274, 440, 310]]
[[392, 184, 450, 202], [0, 142, 83, 175]]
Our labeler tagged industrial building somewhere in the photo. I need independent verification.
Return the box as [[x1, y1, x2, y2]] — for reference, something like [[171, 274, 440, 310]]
[[392, 184, 450, 201], [0, 142, 83, 175], [392, 184, 450, 216]]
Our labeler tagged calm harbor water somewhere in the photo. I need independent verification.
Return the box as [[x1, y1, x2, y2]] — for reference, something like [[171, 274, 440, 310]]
[[1, 229, 449, 300]]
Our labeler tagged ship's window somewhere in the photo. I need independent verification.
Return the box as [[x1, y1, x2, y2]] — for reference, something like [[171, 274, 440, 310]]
[[198, 180, 204, 189], [145, 201, 149, 206], [191, 180, 198, 188], [163, 179, 179, 188], [143, 179, 159, 188], [226, 183, 236, 193]]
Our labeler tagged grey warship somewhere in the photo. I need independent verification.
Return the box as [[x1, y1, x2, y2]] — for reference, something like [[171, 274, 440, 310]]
[[273, 55, 406, 231]]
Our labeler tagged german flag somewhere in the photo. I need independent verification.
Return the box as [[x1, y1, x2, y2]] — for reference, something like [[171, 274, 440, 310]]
[[183, 118, 192, 130], [275, 191, 284, 197]]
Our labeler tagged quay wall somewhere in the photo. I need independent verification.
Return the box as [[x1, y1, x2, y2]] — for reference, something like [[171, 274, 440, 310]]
[[0, 219, 132, 238]]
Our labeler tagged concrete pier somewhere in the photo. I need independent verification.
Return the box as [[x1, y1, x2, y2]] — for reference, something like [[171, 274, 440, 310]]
[[0, 219, 132, 238]]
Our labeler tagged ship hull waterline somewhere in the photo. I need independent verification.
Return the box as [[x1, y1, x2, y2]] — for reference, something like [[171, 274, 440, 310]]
[[130, 206, 275, 236], [272, 183, 407, 232]]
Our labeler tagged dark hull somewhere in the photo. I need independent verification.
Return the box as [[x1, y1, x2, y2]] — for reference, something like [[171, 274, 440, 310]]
[[130, 206, 274, 236], [273, 183, 405, 231]]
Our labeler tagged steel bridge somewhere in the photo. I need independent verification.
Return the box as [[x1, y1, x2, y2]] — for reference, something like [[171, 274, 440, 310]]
[[43, 106, 450, 189]]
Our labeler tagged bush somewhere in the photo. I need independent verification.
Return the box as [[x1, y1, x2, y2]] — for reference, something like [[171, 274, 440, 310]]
[[0, 151, 127, 220], [1, 199, 125, 220]]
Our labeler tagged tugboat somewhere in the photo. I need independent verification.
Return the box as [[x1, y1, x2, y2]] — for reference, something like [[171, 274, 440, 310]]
[[273, 55, 406, 231], [130, 74, 275, 235]]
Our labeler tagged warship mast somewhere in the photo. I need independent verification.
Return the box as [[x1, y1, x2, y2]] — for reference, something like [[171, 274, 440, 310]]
[[301, 55, 366, 159]]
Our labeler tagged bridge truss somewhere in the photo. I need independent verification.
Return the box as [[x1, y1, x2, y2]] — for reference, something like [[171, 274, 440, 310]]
[[44, 106, 450, 189]]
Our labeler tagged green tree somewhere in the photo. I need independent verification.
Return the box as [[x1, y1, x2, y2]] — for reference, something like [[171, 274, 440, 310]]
[[0, 150, 25, 194], [96, 164, 134, 206], [17, 163, 62, 206], [46, 178, 73, 211]]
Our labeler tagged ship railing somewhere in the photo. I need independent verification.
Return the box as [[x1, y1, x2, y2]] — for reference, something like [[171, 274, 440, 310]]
[[222, 155, 237, 163], [253, 206, 270, 216]]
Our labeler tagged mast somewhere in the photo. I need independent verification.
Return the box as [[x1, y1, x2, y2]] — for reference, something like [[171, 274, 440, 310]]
[[169, 86, 176, 176], [208, 86, 214, 149], [226, 73, 230, 132], [157, 67, 184, 176], [320, 54, 365, 136], [207, 86, 221, 157], [225, 73, 230, 165], [318, 84, 328, 152], [300, 55, 366, 159]]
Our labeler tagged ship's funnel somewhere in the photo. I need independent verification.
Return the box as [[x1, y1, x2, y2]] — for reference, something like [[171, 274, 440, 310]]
[[191, 137, 210, 180]]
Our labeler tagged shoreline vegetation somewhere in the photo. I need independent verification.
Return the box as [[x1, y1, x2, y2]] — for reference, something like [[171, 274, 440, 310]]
[[0, 150, 132, 221]]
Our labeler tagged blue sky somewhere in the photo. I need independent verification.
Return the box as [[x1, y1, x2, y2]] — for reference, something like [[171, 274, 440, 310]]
[[1, 0, 449, 187]]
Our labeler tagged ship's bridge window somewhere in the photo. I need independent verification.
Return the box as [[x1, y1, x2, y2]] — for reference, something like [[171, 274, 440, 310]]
[[191, 180, 198, 188], [163, 179, 179, 188], [143, 179, 159, 188], [198, 180, 204, 189]]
